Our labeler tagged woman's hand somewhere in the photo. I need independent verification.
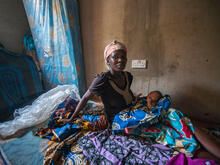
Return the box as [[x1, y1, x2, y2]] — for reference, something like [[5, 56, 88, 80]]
[[61, 90, 94, 125], [136, 93, 142, 98], [61, 118, 72, 125]]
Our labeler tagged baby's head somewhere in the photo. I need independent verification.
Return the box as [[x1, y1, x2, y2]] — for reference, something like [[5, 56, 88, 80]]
[[147, 91, 162, 110]]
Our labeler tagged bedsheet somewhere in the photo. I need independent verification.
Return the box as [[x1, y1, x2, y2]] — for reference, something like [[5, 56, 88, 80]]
[[2, 93, 216, 165], [0, 123, 49, 165], [36, 95, 200, 164], [0, 147, 11, 165]]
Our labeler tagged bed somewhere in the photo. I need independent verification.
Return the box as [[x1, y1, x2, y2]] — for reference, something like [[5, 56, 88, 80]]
[[0, 44, 43, 122], [0, 44, 47, 165], [0, 45, 219, 165], [0, 45, 85, 165]]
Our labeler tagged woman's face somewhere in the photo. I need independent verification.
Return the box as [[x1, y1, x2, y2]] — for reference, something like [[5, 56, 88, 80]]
[[107, 49, 127, 72]]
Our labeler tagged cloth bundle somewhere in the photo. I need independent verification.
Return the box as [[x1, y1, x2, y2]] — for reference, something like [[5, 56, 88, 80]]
[[78, 129, 173, 165], [112, 95, 170, 132]]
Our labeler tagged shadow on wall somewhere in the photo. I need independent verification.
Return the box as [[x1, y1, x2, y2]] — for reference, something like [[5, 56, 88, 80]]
[[78, 0, 105, 88], [123, 0, 166, 95], [173, 85, 220, 124]]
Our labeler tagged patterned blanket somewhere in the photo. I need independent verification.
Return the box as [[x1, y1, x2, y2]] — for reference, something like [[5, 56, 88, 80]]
[[133, 108, 198, 156], [35, 97, 108, 164], [78, 129, 173, 165], [36, 95, 200, 164], [112, 96, 199, 156], [112, 96, 170, 132]]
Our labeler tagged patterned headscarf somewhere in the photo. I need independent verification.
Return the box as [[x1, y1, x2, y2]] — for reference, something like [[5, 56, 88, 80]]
[[104, 40, 127, 61]]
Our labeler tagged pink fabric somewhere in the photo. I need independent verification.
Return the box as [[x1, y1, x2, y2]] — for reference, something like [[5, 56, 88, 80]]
[[166, 153, 219, 165]]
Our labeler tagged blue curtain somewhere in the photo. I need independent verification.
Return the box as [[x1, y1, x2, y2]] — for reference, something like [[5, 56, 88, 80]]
[[23, 0, 85, 96]]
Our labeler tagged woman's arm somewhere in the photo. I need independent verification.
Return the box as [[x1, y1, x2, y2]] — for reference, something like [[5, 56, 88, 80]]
[[63, 90, 95, 123]]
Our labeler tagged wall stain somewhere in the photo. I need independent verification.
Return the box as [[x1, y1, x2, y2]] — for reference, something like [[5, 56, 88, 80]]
[[123, 0, 164, 79], [168, 62, 179, 73]]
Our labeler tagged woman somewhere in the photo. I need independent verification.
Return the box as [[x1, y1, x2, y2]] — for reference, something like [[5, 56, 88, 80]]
[[64, 40, 136, 124]]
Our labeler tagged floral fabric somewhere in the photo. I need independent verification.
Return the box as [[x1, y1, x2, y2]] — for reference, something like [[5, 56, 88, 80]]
[[112, 96, 170, 133], [133, 108, 199, 156], [78, 129, 173, 165], [23, 0, 85, 95]]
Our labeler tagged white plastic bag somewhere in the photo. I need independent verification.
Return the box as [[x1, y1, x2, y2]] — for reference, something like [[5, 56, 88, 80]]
[[0, 84, 80, 138]]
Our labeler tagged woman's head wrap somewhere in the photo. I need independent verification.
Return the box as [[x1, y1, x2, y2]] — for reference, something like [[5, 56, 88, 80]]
[[104, 40, 127, 61]]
